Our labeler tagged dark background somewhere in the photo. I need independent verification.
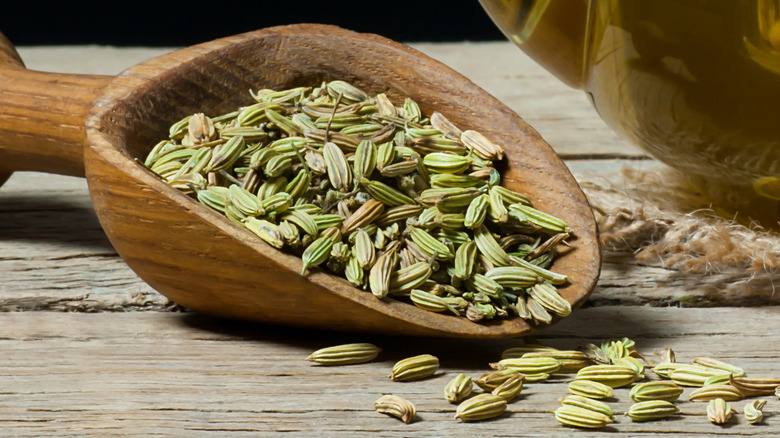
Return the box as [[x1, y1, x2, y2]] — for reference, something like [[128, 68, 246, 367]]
[[1, 2, 505, 46]]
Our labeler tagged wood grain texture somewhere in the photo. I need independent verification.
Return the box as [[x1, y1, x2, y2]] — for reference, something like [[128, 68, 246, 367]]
[[77, 24, 599, 337], [0, 32, 23, 68], [0, 308, 778, 437], [0, 40, 776, 438], [0, 35, 111, 178], [0, 32, 24, 188]]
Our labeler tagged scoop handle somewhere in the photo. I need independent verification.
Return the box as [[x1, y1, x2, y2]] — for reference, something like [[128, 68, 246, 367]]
[[0, 32, 112, 178]]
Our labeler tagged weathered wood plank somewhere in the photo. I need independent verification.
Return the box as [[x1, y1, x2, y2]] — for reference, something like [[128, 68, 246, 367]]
[[0, 308, 777, 436], [15, 43, 643, 158], [0, 173, 166, 310], [0, 43, 772, 438]]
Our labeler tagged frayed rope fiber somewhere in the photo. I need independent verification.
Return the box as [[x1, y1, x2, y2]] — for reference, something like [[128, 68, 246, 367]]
[[579, 167, 779, 305]]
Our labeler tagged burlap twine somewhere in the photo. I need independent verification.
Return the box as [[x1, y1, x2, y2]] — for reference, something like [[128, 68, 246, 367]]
[[579, 166, 779, 306]]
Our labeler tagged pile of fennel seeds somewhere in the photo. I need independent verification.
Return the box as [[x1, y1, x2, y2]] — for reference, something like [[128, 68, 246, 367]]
[[143, 80, 572, 324], [307, 339, 780, 426]]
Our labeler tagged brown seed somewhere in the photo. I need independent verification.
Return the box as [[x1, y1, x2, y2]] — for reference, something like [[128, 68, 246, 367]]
[[474, 369, 525, 391], [374, 394, 416, 424], [340, 199, 385, 235]]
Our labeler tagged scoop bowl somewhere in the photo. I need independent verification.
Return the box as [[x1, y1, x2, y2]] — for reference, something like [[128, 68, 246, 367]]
[[0, 24, 600, 338]]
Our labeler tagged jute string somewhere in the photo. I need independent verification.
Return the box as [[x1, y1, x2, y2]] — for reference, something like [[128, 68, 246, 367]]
[[579, 166, 779, 304]]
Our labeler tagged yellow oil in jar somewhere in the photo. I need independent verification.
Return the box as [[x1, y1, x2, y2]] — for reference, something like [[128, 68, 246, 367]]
[[481, 0, 780, 221]]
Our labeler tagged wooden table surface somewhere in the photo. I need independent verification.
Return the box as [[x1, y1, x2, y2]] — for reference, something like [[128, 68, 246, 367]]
[[1, 42, 777, 437]]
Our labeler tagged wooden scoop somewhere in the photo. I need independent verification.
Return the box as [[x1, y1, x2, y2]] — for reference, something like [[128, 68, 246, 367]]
[[0, 24, 600, 338]]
